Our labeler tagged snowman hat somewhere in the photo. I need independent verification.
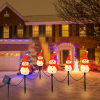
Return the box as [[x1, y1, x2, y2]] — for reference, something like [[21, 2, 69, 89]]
[[82, 51, 88, 60], [38, 50, 43, 57], [22, 54, 28, 62], [66, 55, 71, 61], [49, 52, 56, 61]]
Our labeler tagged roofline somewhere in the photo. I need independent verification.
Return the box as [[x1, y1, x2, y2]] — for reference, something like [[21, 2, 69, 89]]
[[0, 3, 27, 21], [25, 21, 76, 25]]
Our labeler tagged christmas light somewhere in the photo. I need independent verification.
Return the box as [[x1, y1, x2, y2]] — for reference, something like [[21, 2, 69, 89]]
[[65, 55, 73, 71], [47, 52, 58, 74], [1, 53, 5, 56], [20, 54, 31, 75], [37, 50, 44, 79], [80, 51, 90, 72], [47, 52, 58, 92]]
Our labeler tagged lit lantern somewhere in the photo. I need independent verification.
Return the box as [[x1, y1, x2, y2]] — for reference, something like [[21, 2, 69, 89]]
[[20, 54, 31, 75], [80, 51, 90, 73], [65, 55, 73, 71], [37, 50, 44, 79], [47, 52, 58, 74]]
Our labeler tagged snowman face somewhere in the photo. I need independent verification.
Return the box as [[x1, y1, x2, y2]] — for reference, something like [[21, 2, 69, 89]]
[[47, 65, 57, 74], [22, 62, 29, 66], [20, 67, 30, 75], [37, 60, 43, 66], [49, 60, 56, 64], [38, 56, 43, 59], [65, 65, 72, 71], [80, 65, 89, 72], [66, 60, 72, 64], [82, 59, 89, 63]]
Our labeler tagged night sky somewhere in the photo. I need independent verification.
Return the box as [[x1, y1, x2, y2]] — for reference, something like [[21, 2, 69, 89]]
[[0, 0, 57, 16]]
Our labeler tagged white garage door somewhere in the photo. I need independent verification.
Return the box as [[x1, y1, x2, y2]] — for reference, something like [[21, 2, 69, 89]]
[[0, 51, 20, 71]]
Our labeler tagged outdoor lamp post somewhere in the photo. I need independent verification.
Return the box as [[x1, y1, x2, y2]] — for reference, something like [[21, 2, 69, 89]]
[[47, 52, 58, 93], [37, 50, 44, 79], [65, 55, 73, 87], [80, 51, 90, 91]]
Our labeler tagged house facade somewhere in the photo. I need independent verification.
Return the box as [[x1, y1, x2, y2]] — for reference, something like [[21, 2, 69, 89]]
[[0, 3, 100, 70]]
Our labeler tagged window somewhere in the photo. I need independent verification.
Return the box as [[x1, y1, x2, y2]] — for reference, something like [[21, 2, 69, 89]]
[[46, 25, 52, 37], [79, 25, 86, 37], [17, 26, 23, 38], [3, 26, 9, 38], [32, 26, 39, 37], [94, 25, 100, 36], [62, 24, 69, 37], [95, 48, 100, 65]]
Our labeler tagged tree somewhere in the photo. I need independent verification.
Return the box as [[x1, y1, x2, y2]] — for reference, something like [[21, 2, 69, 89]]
[[54, 0, 100, 25]]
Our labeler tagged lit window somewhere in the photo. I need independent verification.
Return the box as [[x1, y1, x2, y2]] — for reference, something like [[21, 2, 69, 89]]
[[46, 25, 52, 37], [17, 26, 23, 38], [62, 24, 69, 37], [79, 25, 86, 37], [95, 48, 100, 65], [32, 26, 39, 37], [3, 26, 9, 38], [94, 25, 100, 36]]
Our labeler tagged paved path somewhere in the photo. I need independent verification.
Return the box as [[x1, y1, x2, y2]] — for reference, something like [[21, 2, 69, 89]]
[[0, 71, 100, 100]]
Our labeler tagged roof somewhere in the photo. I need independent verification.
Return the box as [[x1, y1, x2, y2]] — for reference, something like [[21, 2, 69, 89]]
[[24, 15, 63, 22]]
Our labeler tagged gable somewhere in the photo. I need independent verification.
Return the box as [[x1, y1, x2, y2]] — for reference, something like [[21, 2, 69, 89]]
[[0, 3, 26, 26]]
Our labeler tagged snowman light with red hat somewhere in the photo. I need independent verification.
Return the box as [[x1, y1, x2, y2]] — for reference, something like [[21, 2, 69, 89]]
[[37, 50, 44, 66], [65, 55, 73, 71], [47, 52, 58, 74], [20, 54, 31, 75], [80, 51, 90, 72]]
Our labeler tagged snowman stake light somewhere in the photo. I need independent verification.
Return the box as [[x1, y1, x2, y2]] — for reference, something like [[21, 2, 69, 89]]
[[20, 54, 31, 93], [47, 52, 58, 93], [37, 50, 44, 79], [80, 51, 90, 91], [65, 55, 73, 87]]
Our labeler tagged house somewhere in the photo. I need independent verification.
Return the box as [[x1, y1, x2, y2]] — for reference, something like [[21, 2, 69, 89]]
[[0, 3, 100, 70]]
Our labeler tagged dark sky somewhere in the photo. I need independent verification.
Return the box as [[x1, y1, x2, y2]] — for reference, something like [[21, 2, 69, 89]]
[[0, 0, 57, 16]]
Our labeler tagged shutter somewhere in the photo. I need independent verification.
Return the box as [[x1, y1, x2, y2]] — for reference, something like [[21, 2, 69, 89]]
[[87, 48, 95, 60], [43, 25, 45, 35], [76, 48, 80, 60], [9, 26, 12, 38], [23, 25, 26, 38], [39, 25, 42, 35], [76, 24, 79, 36], [52, 24, 55, 42], [92, 48, 95, 60], [91, 24, 94, 36], [87, 48, 91, 59], [59, 24, 62, 37], [69, 24, 72, 37], [0, 26, 3, 39], [86, 24, 91, 36], [14, 26, 17, 38], [29, 25, 32, 37]]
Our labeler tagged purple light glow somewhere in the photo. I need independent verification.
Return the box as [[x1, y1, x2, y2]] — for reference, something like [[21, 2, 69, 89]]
[[0, 39, 31, 42]]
